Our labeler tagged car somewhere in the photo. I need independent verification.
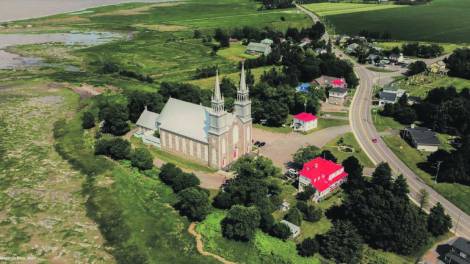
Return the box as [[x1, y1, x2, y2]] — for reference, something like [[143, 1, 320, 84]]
[[372, 138, 378, 143], [254, 141, 261, 146], [259, 142, 266, 147]]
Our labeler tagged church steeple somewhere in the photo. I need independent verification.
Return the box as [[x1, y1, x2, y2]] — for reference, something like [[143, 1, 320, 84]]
[[234, 62, 251, 122], [211, 71, 225, 113]]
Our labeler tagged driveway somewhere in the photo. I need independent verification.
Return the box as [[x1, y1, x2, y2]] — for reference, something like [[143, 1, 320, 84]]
[[253, 125, 351, 170]]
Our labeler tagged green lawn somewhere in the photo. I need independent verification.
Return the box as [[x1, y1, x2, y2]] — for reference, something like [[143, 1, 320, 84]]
[[196, 211, 322, 264], [372, 111, 405, 132], [323, 132, 374, 167], [131, 137, 217, 173], [382, 135, 470, 214], [217, 42, 259, 62], [375, 41, 468, 54], [303, 2, 403, 16], [393, 73, 470, 98]]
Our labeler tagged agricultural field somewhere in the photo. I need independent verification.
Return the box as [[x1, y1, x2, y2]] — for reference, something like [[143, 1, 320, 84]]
[[304, 0, 470, 43], [0, 79, 112, 262], [303, 2, 404, 16]]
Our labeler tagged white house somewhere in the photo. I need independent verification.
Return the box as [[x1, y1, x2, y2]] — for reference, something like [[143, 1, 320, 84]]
[[292, 112, 318, 132]]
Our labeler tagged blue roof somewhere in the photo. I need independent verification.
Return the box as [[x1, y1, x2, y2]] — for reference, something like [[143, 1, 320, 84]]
[[296, 83, 311, 92]]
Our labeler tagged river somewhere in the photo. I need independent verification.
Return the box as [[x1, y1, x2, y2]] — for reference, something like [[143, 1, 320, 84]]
[[0, 0, 172, 23]]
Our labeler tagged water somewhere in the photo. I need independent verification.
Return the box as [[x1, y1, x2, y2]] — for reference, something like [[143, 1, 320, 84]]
[[0, 31, 122, 69]]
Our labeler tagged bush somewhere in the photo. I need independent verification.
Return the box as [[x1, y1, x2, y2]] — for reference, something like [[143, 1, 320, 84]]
[[284, 208, 302, 226], [130, 148, 153, 170], [297, 237, 319, 257], [158, 163, 200, 192], [221, 205, 260, 241], [298, 203, 322, 222], [95, 138, 131, 160], [270, 222, 291, 240], [296, 185, 316, 201], [82, 111, 95, 129]]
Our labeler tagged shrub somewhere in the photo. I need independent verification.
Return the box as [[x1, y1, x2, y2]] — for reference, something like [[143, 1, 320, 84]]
[[94, 138, 131, 160], [82, 111, 95, 129], [130, 148, 153, 170], [158, 163, 200, 192], [296, 185, 316, 201], [284, 208, 302, 226], [270, 222, 291, 240]]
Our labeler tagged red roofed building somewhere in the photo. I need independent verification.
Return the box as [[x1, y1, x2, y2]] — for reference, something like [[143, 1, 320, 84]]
[[298, 157, 348, 201], [292, 112, 318, 132]]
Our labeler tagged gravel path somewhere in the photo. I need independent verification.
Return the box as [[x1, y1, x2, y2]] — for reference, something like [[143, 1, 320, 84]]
[[188, 223, 236, 264]]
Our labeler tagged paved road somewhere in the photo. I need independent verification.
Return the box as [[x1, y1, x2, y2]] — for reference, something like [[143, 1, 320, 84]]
[[297, 5, 470, 238]]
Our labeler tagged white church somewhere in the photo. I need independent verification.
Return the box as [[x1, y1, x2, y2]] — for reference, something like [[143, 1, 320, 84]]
[[135, 65, 253, 169]]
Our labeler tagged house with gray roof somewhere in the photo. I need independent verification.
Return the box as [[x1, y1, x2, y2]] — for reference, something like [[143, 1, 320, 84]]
[[378, 85, 405, 106], [135, 65, 253, 169], [444, 237, 470, 264], [401, 125, 440, 152], [246, 42, 272, 56]]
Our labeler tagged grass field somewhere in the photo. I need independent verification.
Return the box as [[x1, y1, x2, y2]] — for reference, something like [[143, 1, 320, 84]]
[[304, 0, 470, 43], [323, 132, 374, 167], [382, 135, 470, 214], [303, 2, 403, 16], [393, 73, 470, 98], [0, 79, 112, 262], [375, 41, 468, 54]]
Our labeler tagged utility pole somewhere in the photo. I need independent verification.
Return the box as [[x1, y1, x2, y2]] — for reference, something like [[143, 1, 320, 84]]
[[434, 160, 443, 184], [454, 212, 462, 234], [304, 98, 307, 112]]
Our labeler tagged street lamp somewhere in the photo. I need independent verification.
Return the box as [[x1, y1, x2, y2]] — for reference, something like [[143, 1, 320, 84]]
[[434, 160, 443, 184]]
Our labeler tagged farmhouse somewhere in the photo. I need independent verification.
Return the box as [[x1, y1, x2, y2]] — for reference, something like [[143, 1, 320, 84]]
[[401, 125, 440, 152], [378, 85, 405, 106], [136, 66, 252, 169], [298, 157, 348, 202], [246, 42, 272, 56], [443, 237, 470, 264], [292, 112, 318, 132]]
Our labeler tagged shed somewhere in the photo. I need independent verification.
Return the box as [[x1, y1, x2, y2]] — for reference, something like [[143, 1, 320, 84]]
[[280, 220, 301, 238], [401, 125, 440, 152]]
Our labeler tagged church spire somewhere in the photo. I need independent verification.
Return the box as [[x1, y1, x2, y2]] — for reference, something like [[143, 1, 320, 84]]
[[237, 62, 249, 102], [211, 70, 224, 113]]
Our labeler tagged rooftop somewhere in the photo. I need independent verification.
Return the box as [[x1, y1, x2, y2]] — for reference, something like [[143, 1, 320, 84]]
[[379, 91, 398, 102], [136, 107, 159, 130], [300, 157, 348, 192], [246, 42, 270, 53], [293, 112, 317, 122], [404, 126, 440, 146], [452, 237, 470, 254], [329, 87, 348, 95]]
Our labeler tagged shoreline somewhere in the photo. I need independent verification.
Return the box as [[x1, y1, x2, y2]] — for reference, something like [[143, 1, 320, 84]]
[[0, 0, 175, 23]]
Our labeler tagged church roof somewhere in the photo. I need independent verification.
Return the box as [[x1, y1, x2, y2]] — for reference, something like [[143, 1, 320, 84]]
[[136, 108, 159, 130], [157, 98, 234, 143]]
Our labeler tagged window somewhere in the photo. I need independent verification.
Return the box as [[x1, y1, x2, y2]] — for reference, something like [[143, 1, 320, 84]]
[[233, 125, 239, 144]]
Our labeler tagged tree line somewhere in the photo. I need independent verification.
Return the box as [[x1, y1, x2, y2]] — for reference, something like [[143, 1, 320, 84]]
[[294, 157, 452, 263]]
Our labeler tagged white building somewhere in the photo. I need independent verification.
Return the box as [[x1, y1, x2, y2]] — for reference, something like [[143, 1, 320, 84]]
[[292, 112, 318, 132]]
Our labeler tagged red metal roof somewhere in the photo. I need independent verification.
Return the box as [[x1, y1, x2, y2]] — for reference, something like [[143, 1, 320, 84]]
[[293, 112, 318, 122], [299, 157, 348, 192], [331, 79, 345, 87]]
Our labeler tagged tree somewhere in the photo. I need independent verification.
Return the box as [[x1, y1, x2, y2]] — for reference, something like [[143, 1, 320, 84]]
[[393, 175, 409, 198], [446, 48, 470, 79], [284, 208, 302, 226], [176, 187, 211, 221], [221, 205, 260, 241], [171, 172, 200, 193], [82, 111, 95, 129], [407, 60, 427, 76], [371, 162, 393, 190], [418, 188, 429, 209], [317, 220, 363, 264], [126, 90, 164, 123], [259, 211, 275, 233], [159, 163, 181, 185], [292, 145, 320, 169], [302, 204, 322, 222], [130, 148, 153, 170], [342, 156, 365, 191], [296, 185, 316, 201], [270, 222, 291, 240], [100, 100, 130, 136], [319, 150, 337, 162], [427, 202, 452, 236], [297, 237, 319, 257]]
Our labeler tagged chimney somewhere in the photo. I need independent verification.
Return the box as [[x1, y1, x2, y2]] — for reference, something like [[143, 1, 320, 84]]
[[144, 105, 148, 111], [411, 123, 415, 129]]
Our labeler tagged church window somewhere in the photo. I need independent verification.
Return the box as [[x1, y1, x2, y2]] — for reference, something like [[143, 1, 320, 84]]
[[233, 125, 239, 144]]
